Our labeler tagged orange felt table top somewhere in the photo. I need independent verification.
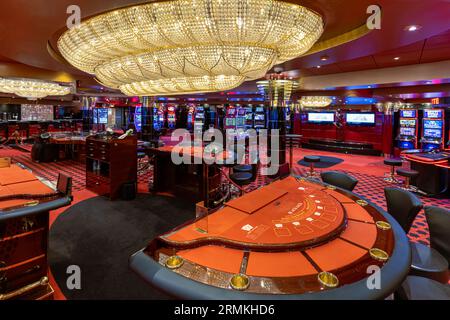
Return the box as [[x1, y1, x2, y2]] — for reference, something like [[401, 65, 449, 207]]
[[0, 165, 38, 186]]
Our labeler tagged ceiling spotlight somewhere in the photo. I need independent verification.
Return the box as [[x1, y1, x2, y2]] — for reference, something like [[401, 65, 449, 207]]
[[320, 55, 329, 61], [394, 57, 400, 60], [405, 25, 421, 32]]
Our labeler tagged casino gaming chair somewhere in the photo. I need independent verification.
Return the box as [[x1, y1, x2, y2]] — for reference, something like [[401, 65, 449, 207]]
[[320, 171, 358, 192], [384, 187, 423, 234], [425, 206, 450, 267], [395, 276, 450, 300]]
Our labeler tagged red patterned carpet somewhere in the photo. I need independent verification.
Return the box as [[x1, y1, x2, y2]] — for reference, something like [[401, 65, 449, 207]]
[[2, 144, 449, 246]]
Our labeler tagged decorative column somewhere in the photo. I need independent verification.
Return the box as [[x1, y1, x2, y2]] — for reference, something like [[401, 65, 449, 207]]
[[141, 96, 156, 142]]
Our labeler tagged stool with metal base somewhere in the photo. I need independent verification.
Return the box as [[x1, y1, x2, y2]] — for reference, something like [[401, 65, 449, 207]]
[[383, 158, 403, 183], [303, 156, 320, 178], [396, 168, 419, 192]]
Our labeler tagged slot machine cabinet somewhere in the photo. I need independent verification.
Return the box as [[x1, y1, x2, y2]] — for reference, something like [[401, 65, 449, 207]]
[[194, 105, 205, 133], [223, 105, 237, 131], [244, 105, 254, 129], [166, 105, 177, 130], [421, 109, 445, 151], [236, 106, 246, 131], [254, 105, 267, 131], [187, 105, 195, 131], [396, 109, 419, 150]]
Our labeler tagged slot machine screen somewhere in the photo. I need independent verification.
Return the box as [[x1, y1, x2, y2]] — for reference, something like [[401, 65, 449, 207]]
[[400, 119, 416, 127], [225, 118, 236, 126], [238, 109, 246, 116], [227, 108, 236, 116], [400, 127, 415, 136], [236, 118, 245, 126], [400, 110, 417, 118], [254, 114, 265, 121], [423, 109, 442, 118], [424, 129, 442, 139], [423, 120, 443, 129]]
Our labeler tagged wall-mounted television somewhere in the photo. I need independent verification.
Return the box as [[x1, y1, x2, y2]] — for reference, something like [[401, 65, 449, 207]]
[[400, 110, 417, 118], [307, 112, 335, 123], [346, 113, 375, 125]]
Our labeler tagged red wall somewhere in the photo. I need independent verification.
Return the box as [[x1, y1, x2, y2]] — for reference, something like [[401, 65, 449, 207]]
[[294, 111, 393, 154]]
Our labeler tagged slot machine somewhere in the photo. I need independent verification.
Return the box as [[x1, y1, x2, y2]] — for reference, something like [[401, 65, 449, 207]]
[[167, 105, 177, 130], [421, 109, 445, 151], [396, 109, 418, 150], [286, 107, 292, 132], [194, 105, 205, 133], [254, 105, 266, 131], [244, 105, 254, 129], [134, 105, 142, 132], [236, 106, 246, 131], [224, 105, 237, 131], [187, 105, 195, 131]]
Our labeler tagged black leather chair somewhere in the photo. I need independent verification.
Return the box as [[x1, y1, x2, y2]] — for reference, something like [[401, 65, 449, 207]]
[[385, 188, 448, 283], [321, 171, 358, 192], [396, 168, 419, 192], [425, 206, 450, 266], [384, 187, 423, 233], [396, 276, 450, 300]]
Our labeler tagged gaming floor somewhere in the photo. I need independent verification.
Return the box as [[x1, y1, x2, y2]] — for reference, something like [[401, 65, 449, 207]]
[[1, 144, 449, 299]]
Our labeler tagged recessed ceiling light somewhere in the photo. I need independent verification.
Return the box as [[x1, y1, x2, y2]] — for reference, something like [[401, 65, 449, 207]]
[[320, 55, 329, 61], [405, 25, 421, 32], [394, 57, 400, 60], [316, 65, 321, 68]]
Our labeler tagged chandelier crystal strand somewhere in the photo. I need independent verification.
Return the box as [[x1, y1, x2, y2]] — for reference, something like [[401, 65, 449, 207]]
[[58, 0, 323, 96], [299, 96, 332, 108], [0, 78, 71, 99]]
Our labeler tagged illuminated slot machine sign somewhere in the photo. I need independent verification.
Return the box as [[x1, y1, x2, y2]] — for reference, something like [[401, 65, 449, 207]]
[[194, 106, 205, 132], [254, 106, 266, 129], [397, 109, 418, 150], [167, 105, 177, 129], [421, 109, 444, 150], [224, 106, 237, 130]]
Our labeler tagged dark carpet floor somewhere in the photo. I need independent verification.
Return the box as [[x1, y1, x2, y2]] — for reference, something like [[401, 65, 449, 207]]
[[297, 155, 344, 169], [48, 194, 195, 300]]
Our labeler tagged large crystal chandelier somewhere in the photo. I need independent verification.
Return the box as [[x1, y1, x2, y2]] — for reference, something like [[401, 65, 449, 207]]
[[299, 96, 332, 108], [256, 74, 299, 107], [58, 0, 324, 96], [0, 78, 71, 100]]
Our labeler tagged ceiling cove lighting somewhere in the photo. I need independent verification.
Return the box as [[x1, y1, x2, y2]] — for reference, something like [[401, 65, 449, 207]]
[[58, 0, 324, 96], [0, 78, 71, 100], [299, 96, 332, 108], [256, 73, 299, 107]]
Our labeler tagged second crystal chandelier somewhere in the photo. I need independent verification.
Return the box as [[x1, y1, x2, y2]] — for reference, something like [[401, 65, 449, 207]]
[[58, 0, 323, 96]]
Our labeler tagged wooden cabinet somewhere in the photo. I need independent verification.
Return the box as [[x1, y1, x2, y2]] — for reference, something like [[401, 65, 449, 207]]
[[86, 135, 137, 200]]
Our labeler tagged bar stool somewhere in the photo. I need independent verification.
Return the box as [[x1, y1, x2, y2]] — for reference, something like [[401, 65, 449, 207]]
[[383, 158, 403, 183], [396, 168, 419, 192], [230, 172, 253, 187], [233, 164, 252, 173], [303, 156, 320, 178]]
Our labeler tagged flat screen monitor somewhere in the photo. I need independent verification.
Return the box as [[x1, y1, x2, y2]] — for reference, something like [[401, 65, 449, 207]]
[[307, 112, 335, 123], [424, 128, 442, 139], [400, 119, 416, 127], [97, 109, 108, 124], [423, 120, 443, 129], [255, 107, 264, 112], [195, 114, 204, 119], [400, 110, 417, 118], [400, 127, 415, 136], [236, 118, 245, 126], [346, 113, 375, 125], [227, 108, 236, 116], [424, 109, 443, 119], [254, 114, 265, 121], [237, 109, 246, 116]]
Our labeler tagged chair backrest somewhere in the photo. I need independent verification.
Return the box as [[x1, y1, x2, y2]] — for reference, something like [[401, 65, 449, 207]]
[[0, 157, 11, 168], [425, 206, 450, 265], [384, 187, 423, 233], [320, 171, 358, 191], [57, 173, 73, 196]]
